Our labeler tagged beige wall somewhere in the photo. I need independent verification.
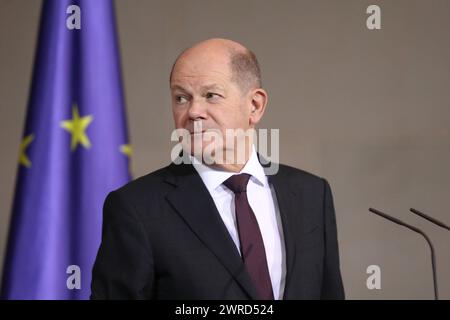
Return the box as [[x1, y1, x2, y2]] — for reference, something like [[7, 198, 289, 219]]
[[1, 0, 449, 299]]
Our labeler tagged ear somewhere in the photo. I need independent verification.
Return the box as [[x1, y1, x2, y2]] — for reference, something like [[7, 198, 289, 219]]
[[248, 88, 268, 127]]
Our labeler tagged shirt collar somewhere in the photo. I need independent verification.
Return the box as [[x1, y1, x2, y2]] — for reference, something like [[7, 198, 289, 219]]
[[190, 146, 268, 194]]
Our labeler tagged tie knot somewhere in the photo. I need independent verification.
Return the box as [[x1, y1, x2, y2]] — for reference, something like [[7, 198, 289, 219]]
[[223, 173, 251, 193]]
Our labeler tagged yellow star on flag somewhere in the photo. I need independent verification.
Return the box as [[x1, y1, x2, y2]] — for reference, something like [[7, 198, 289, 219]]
[[120, 143, 133, 175], [120, 144, 133, 158], [60, 104, 94, 151], [19, 134, 34, 168]]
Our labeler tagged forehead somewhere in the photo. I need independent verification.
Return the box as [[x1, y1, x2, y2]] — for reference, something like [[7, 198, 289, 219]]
[[170, 53, 233, 90]]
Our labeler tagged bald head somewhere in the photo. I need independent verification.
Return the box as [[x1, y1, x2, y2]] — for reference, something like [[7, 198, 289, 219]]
[[170, 38, 262, 94]]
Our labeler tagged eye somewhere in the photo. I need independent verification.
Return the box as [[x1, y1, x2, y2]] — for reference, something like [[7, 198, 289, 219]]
[[175, 95, 188, 104], [205, 92, 221, 100]]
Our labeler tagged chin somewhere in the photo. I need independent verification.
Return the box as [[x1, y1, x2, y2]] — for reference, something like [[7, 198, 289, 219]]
[[190, 139, 227, 164]]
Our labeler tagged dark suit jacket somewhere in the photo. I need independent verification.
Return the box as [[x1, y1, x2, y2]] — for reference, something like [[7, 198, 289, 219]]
[[91, 158, 345, 300]]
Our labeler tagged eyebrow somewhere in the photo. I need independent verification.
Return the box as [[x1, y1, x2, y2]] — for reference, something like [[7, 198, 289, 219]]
[[170, 84, 225, 92], [202, 84, 225, 91]]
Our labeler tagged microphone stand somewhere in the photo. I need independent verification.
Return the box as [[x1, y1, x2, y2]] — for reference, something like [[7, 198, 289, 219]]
[[410, 208, 450, 231], [369, 207, 438, 300]]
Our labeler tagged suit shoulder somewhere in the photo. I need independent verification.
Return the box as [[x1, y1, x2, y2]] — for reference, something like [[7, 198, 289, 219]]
[[109, 165, 172, 201], [277, 163, 327, 187]]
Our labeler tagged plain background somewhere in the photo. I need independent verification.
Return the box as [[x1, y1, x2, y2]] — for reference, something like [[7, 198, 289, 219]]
[[1, 0, 449, 299]]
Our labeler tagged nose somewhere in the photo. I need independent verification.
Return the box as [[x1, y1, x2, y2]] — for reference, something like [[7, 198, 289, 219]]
[[188, 98, 207, 121]]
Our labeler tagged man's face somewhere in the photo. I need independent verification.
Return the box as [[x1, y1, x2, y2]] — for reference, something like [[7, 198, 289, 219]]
[[170, 51, 253, 160]]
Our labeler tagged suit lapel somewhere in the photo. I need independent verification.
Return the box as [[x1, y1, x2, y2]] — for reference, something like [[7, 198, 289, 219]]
[[266, 161, 324, 299], [164, 162, 259, 300], [265, 167, 300, 300]]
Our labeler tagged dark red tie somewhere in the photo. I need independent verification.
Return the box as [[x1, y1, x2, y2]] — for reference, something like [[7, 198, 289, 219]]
[[223, 173, 274, 300]]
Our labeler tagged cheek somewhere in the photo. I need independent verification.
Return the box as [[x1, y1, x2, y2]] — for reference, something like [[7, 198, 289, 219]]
[[234, 105, 252, 128], [172, 108, 187, 126], [213, 101, 247, 126]]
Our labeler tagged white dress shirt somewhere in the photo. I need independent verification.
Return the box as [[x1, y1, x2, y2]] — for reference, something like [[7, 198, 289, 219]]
[[190, 148, 286, 299]]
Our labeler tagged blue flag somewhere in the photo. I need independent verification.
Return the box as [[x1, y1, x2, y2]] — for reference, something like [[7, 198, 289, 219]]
[[1, 0, 131, 299]]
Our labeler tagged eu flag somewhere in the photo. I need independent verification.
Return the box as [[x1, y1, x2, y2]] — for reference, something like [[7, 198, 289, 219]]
[[1, 0, 131, 299]]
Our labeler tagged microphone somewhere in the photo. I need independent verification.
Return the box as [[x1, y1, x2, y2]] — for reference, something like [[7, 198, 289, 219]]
[[369, 207, 438, 300], [410, 208, 450, 231]]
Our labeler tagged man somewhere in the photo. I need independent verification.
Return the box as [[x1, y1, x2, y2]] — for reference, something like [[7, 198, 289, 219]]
[[91, 38, 345, 300]]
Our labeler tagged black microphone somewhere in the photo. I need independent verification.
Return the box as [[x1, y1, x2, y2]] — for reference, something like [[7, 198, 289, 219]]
[[369, 207, 438, 300], [410, 208, 450, 231]]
